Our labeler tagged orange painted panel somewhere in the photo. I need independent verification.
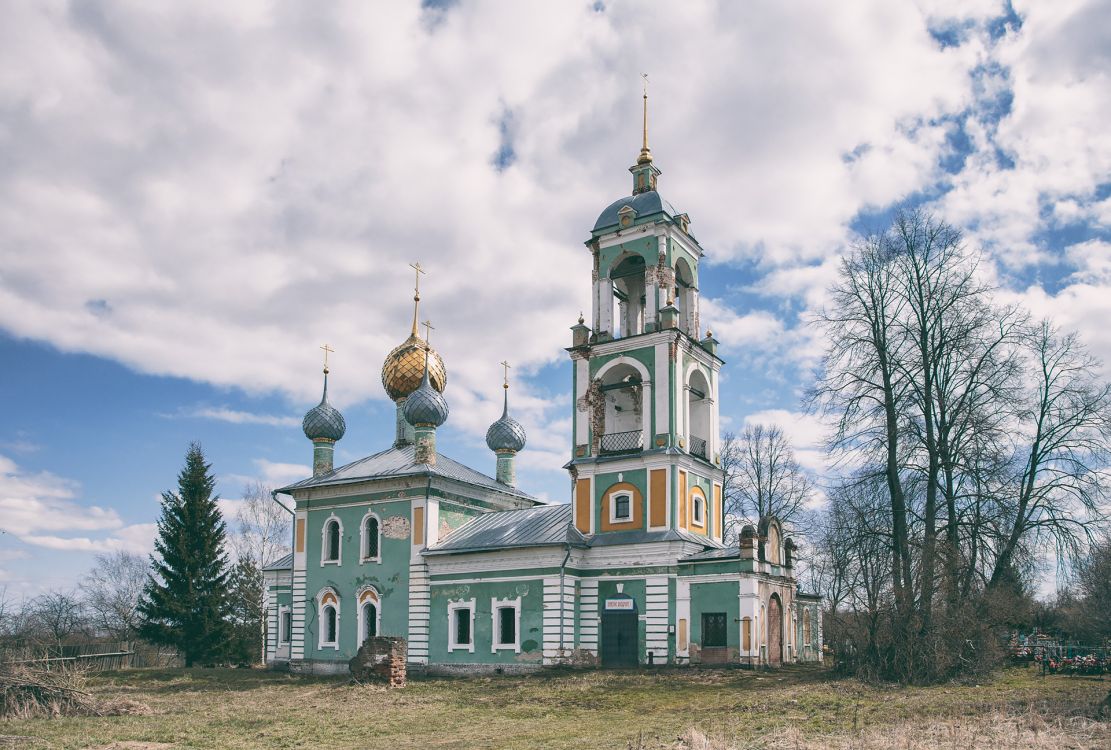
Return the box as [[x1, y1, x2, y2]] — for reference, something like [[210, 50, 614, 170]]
[[413, 506, 424, 546], [678, 618, 688, 651], [295, 518, 305, 553], [649, 469, 667, 528], [678, 471, 688, 530], [688, 486, 707, 536], [600, 482, 643, 531], [575, 479, 591, 533], [713, 484, 723, 540]]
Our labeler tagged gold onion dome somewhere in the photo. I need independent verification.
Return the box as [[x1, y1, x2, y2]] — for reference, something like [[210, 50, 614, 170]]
[[381, 335, 448, 402]]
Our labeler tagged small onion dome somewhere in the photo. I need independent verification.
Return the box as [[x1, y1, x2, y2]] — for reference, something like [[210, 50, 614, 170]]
[[486, 391, 526, 453], [302, 371, 346, 441], [381, 334, 448, 401], [402, 351, 449, 427]]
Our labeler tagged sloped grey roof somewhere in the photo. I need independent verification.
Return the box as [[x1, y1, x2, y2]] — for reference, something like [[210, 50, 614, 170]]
[[681, 546, 740, 561], [586, 528, 725, 548], [263, 553, 293, 571], [425, 503, 586, 554], [593, 190, 679, 232], [276, 444, 535, 501]]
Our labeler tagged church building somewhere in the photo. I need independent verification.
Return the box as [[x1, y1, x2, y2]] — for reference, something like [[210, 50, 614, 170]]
[[263, 99, 822, 673]]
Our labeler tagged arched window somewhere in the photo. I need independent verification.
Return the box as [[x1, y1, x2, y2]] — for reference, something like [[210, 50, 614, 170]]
[[690, 488, 706, 527], [361, 511, 381, 562], [321, 514, 342, 565], [361, 602, 377, 641], [317, 588, 340, 650], [802, 608, 812, 647], [357, 587, 381, 645]]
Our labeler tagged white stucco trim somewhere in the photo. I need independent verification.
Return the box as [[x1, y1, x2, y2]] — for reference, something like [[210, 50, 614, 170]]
[[356, 586, 382, 644], [359, 509, 382, 563], [608, 489, 634, 524], [317, 587, 340, 651], [447, 598, 476, 653], [491, 596, 522, 654], [320, 513, 343, 567]]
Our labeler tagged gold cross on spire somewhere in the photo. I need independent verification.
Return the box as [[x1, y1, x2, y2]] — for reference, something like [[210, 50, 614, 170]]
[[500, 360, 511, 390], [422, 319, 435, 345], [409, 261, 426, 336], [320, 344, 334, 374], [640, 72, 651, 161]]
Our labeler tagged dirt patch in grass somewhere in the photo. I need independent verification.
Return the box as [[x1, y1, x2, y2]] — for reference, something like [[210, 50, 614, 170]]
[[0, 665, 1105, 749]]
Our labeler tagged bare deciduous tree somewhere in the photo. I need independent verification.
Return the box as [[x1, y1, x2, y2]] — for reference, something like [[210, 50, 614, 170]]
[[83, 551, 149, 640], [230, 481, 291, 567], [29, 590, 87, 645], [728, 424, 812, 532]]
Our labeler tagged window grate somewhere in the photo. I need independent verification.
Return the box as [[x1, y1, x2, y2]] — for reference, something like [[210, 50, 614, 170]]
[[689, 436, 707, 459], [600, 430, 644, 454]]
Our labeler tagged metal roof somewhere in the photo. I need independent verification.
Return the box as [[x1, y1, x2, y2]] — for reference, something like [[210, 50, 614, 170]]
[[593, 190, 679, 232], [263, 553, 293, 571], [275, 443, 535, 501], [681, 546, 741, 561], [425, 503, 586, 554], [586, 528, 725, 548]]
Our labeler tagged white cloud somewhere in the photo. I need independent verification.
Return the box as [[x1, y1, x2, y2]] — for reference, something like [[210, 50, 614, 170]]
[[169, 406, 300, 427], [0, 454, 154, 553], [0, 0, 1013, 435], [252, 458, 312, 488]]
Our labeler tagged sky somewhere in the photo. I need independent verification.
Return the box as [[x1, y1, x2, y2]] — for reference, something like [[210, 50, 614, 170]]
[[1, 0, 1109, 598]]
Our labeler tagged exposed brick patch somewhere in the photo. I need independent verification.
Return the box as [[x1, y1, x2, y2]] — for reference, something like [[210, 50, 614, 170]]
[[349, 636, 408, 688]]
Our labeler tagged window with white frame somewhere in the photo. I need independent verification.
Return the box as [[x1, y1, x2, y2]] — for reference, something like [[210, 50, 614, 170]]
[[447, 599, 475, 653], [321, 514, 342, 565], [357, 587, 381, 644], [361, 511, 381, 562], [317, 589, 340, 650], [491, 597, 521, 653], [692, 492, 705, 526], [279, 606, 291, 644], [610, 490, 633, 523]]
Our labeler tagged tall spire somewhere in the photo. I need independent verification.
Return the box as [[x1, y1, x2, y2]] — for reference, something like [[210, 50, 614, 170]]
[[409, 261, 425, 337], [630, 73, 661, 195], [637, 72, 652, 165]]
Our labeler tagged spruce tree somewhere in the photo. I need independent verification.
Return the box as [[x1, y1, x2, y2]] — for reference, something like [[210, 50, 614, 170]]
[[138, 442, 232, 666]]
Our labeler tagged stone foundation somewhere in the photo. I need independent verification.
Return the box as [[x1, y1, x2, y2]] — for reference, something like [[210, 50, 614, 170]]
[[349, 636, 408, 688]]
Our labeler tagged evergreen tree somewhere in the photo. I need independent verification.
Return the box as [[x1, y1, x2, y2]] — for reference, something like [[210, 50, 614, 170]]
[[226, 557, 264, 664], [138, 442, 232, 666]]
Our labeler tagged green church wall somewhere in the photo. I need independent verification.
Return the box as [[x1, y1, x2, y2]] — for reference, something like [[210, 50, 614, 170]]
[[427, 579, 544, 664], [689, 581, 740, 653], [302, 498, 413, 661], [596, 578, 647, 663], [598, 237, 660, 276], [439, 503, 480, 543]]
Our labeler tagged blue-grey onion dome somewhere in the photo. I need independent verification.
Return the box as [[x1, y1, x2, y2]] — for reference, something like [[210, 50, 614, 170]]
[[486, 391, 526, 453], [402, 357, 449, 427], [303, 372, 346, 441]]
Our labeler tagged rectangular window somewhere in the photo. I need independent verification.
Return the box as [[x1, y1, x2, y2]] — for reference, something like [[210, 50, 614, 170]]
[[280, 609, 292, 644], [455, 608, 471, 646], [498, 607, 515, 645], [613, 493, 631, 521]]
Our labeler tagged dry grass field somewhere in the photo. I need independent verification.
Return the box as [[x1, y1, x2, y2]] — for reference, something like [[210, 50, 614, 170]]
[[1, 664, 1107, 749]]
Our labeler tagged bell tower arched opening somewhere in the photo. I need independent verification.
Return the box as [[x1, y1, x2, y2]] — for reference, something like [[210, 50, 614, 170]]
[[610, 254, 647, 339], [686, 369, 711, 460]]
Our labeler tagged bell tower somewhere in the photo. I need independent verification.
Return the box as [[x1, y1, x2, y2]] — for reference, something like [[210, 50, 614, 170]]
[[567, 87, 724, 544]]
